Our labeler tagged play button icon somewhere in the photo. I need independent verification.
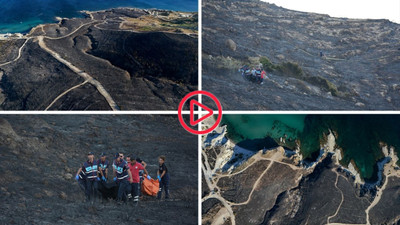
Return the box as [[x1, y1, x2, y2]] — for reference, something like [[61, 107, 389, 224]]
[[178, 90, 223, 135], [190, 99, 213, 126]]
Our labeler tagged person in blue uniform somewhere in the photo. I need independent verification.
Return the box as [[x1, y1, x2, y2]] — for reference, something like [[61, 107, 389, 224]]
[[98, 152, 109, 181], [81, 152, 100, 202], [113, 152, 133, 204]]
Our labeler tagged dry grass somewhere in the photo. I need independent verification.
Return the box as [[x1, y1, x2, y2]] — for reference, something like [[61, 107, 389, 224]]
[[120, 11, 197, 35]]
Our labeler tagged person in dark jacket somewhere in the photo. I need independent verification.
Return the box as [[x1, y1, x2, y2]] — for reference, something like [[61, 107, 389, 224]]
[[98, 152, 109, 181], [157, 155, 170, 200], [113, 152, 133, 204], [80, 152, 100, 202], [136, 158, 147, 197]]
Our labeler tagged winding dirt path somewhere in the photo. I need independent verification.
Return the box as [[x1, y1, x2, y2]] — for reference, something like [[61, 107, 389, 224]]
[[204, 132, 400, 225], [0, 19, 120, 110], [217, 153, 300, 179], [44, 21, 97, 40], [365, 174, 392, 225], [0, 37, 32, 67], [34, 19, 120, 110], [38, 36, 119, 111], [202, 194, 236, 225], [202, 150, 236, 225], [202, 149, 302, 225], [45, 80, 88, 110], [228, 161, 274, 206], [326, 170, 345, 224]]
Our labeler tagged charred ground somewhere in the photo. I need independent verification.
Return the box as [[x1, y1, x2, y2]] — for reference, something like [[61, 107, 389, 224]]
[[202, 0, 400, 110], [0, 115, 197, 224]]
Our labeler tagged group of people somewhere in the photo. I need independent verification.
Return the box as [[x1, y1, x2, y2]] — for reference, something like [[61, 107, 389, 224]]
[[76, 152, 170, 204], [239, 65, 267, 84]]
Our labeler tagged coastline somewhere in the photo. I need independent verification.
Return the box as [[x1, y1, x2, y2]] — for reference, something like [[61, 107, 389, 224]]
[[0, 33, 24, 40], [0, 7, 198, 37], [0, 6, 198, 111], [203, 118, 400, 225], [204, 121, 400, 189]]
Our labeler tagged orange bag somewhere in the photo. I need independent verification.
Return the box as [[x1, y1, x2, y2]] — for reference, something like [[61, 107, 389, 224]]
[[142, 178, 159, 196]]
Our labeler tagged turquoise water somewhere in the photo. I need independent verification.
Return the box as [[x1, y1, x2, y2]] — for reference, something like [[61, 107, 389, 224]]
[[222, 114, 400, 181], [0, 0, 198, 33], [221, 114, 306, 149]]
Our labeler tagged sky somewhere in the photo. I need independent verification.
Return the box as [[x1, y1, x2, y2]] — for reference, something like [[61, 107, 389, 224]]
[[262, 0, 400, 24]]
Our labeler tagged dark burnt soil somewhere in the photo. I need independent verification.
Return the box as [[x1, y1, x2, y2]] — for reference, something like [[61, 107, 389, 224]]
[[87, 30, 197, 85], [0, 115, 197, 224], [261, 156, 373, 225], [202, 0, 400, 110]]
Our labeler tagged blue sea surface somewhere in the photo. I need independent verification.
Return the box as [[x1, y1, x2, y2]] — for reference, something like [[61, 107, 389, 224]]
[[0, 0, 198, 33]]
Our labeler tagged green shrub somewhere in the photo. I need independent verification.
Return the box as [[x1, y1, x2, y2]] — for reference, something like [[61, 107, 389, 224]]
[[305, 76, 339, 96], [258, 56, 341, 96], [259, 57, 303, 78], [259, 56, 276, 72], [276, 62, 303, 78]]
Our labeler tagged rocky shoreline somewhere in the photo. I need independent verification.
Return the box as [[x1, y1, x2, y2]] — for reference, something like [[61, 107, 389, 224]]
[[202, 118, 400, 224]]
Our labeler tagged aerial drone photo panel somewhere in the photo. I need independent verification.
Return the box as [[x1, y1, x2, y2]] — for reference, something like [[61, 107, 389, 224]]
[[0, 0, 198, 110], [202, 114, 400, 225]]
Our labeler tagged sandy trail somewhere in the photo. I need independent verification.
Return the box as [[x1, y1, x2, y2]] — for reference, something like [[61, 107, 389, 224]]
[[202, 150, 236, 225], [202, 148, 301, 225], [0, 18, 119, 110], [326, 170, 345, 224], [223, 153, 301, 207], [365, 174, 392, 225], [45, 80, 89, 110], [0, 9, 194, 111], [44, 21, 98, 40], [0, 37, 32, 67], [217, 153, 300, 179], [228, 161, 274, 206]]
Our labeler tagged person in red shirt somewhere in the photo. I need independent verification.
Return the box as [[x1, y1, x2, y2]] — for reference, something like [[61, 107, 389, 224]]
[[260, 70, 266, 84], [128, 155, 149, 203]]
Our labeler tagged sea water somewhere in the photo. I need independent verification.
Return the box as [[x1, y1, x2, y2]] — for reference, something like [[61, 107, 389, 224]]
[[221, 114, 306, 149], [0, 0, 198, 33], [222, 114, 400, 181]]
